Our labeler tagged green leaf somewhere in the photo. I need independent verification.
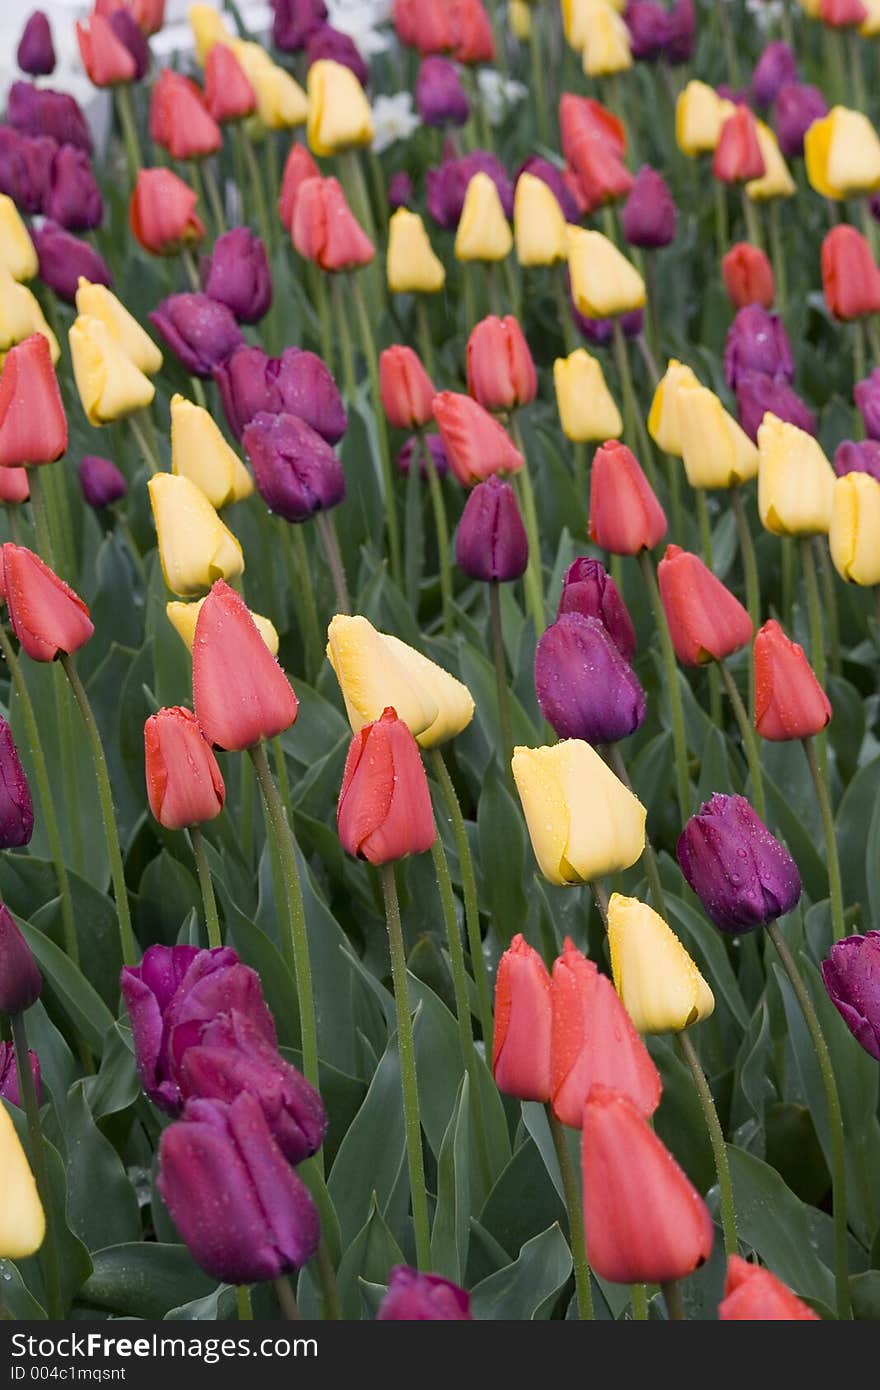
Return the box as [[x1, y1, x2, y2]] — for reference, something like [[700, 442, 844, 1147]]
[[17, 917, 114, 1057], [79, 1245, 216, 1319], [84, 1022, 141, 1120], [165, 1286, 236, 1320], [470, 1224, 572, 1320], [431, 1075, 471, 1283], [137, 851, 201, 949], [850, 1271, 880, 1321], [60, 1083, 141, 1251], [328, 1033, 405, 1248], [0, 1260, 46, 1318], [335, 1196, 406, 1321], [479, 1137, 566, 1257], [477, 764, 529, 948]]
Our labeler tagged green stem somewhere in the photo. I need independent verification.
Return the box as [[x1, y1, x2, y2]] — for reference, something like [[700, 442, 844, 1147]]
[[800, 535, 825, 688], [802, 737, 845, 944], [239, 126, 273, 255], [741, 189, 763, 252], [202, 161, 227, 236], [331, 273, 357, 403], [114, 85, 141, 185], [415, 297, 436, 382], [816, 538, 841, 679], [56, 666, 84, 876], [608, 745, 665, 912], [613, 321, 657, 489], [312, 266, 334, 370], [314, 1238, 341, 1320], [235, 1286, 253, 1320], [274, 1275, 301, 1320], [286, 523, 323, 683], [351, 273, 402, 587], [189, 826, 221, 949], [730, 484, 759, 717], [315, 511, 351, 616], [662, 1279, 685, 1320], [27, 468, 54, 565], [696, 489, 713, 567], [129, 410, 162, 475], [547, 1109, 593, 1319], [768, 201, 787, 314], [510, 419, 545, 636], [489, 582, 515, 791], [717, 660, 766, 820], [677, 1031, 737, 1257], [637, 550, 690, 823], [553, 264, 577, 355], [714, 180, 729, 259], [12, 1012, 63, 1318], [631, 1285, 648, 1320], [421, 433, 452, 636], [529, 6, 549, 144]]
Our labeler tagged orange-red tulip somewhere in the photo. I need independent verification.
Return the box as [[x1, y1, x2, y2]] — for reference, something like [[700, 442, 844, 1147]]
[[821, 224, 880, 321], [149, 70, 222, 160], [560, 94, 626, 166], [589, 440, 667, 555], [129, 168, 205, 256], [754, 619, 832, 741], [466, 315, 537, 413], [204, 43, 256, 124], [144, 706, 225, 831], [278, 143, 320, 230], [819, 0, 868, 24], [291, 176, 374, 271], [1, 544, 94, 661], [719, 1256, 820, 1319], [658, 544, 753, 666], [722, 242, 775, 309], [713, 107, 766, 183], [0, 334, 67, 467], [379, 347, 436, 431], [492, 934, 552, 1102], [559, 94, 631, 213], [393, 0, 454, 54], [432, 391, 524, 485], [337, 707, 436, 864], [450, 0, 495, 64], [76, 13, 137, 86]]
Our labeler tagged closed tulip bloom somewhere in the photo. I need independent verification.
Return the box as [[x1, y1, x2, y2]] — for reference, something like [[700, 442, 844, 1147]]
[[416, 56, 469, 126], [666, 0, 696, 60], [0, 1104, 44, 1258], [773, 82, 828, 158], [621, 166, 676, 248], [204, 43, 256, 123], [75, 279, 162, 376], [820, 0, 868, 23], [32, 222, 112, 303], [158, 1093, 319, 1282], [551, 941, 661, 1126], [1, 544, 94, 661], [387, 172, 413, 210], [0, 334, 66, 466], [129, 168, 205, 256], [193, 580, 299, 750], [753, 619, 832, 740], [557, 557, 636, 661], [0, 128, 53, 215], [719, 1256, 820, 1320], [678, 792, 802, 934], [76, 13, 136, 85], [148, 474, 243, 598], [455, 172, 513, 262], [821, 224, 880, 321], [278, 143, 320, 229], [149, 293, 243, 380], [647, 358, 701, 455], [722, 242, 775, 309], [306, 25, 368, 87], [78, 455, 127, 509], [821, 932, 880, 1060], [582, 0, 632, 76], [167, 598, 278, 657], [427, 150, 514, 230], [492, 935, 552, 1102], [834, 438, 880, 482], [625, 1, 670, 60], [0, 1043, 41, 1109], [6, 82, 91, 154], [512, 740, 646, 886], [306, 58, 373, 155], [69, 315, 155, 425], [228, 40, 308, 130], [518, 155, 582, 223], [751, 41, 798, 108], [536, 614, 646, 744], [855, 367, 880, 439], [566, 134, 633, 215], [757, 413, 835, 535], [272, 0, 327, 51], [432, 391, 524, 485], [860, 0, 880, 29], [724, 306, 794, 388], [201, 228, 271, 324], [676, 80, 734, 155], [567, 227, 645, 318], [608, 893, 715, 1033], [713, 107, 766, 183], [337, 707, 436, 864], [658, 545, 753, 666], [379, 347, 435, 431], [292, 175, 375, 271], [455, 476, 528, 582], [243, 411, 345, 523], [829, 472, 880, 585], [589, 440, 667, 554], [215, 344, 346, 444], [0, 717, 33, 849], [679, 385, 759, 489], [745, 121, 795, 201], [0, 269, 60, 364], [378, 1266, 471, 1320], [0, 469, 29, 505], [466, 315, 537, 413], [582, 1085, 713, 1283], [144, 707, 225, 831], [0, 195, 37, 281], [736, 371, 816, 444], [397, 432, 448, 478], [149, 70, 221, 161], [805, 106, 880, 199], [107, 9, 151, 80], [17, 11, 55, 76], [554, 350, 623, 443], [171, 394, 252, 509], [386, 208, 445, 293], [0, 901, 42, 1014], [513, 173, 568, 268]]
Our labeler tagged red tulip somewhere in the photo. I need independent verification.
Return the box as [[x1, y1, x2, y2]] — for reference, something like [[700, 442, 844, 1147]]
[[129, 168, 205, 256], [192, 580, 299, 751], [337, 707, 436, 865], [550, 939, 661, 1128], [560, 95, 631, 213], [819, 0, 868, 25], [291, 176, 374, 272], [393, 0, 454, 55], [0, 334, 67, 467], [719, 1255, 820, 1319], [559, 95, 627, 166], [722, 242, 775, 309], [379, 347, 436, 430], [466, 315, 537, 413], [581, 1085, 714, 1284], [0, 469, 29, 504], [1, 544, 94, 662], [589, 441, 667, 555], [278, 143, 320, 230], [821, 225, 880, 322], [713, 107, 766, 183], [204, 44, 256, 124], [449, 0, 495, 64], [492, 934, 552, 1102], [754, 619, 832, 741], [144, 707, 225, 831], [570, 140, 633, 214], [432, 391, 524, 485], [76, 13, 136, 86], [658, 544, 753, 665], [149, 70, 222, 160]]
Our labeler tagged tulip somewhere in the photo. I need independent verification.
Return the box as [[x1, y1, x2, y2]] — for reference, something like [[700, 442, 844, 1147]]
[[746, 121, 795, 201], [394, 0, 454, 52], [0, 716, 33, 850], [0, 334, 66, 467], [517, 156, 582, 223], [215, 344, 346, 445], [676, 80, 734, 155], [189, 3, 233, 60], [129, 168, 205, 256], [0, 902, 41, 1014], [69, 315, 156, 426], [647, 358, 701, 456], [855, 367, 880, 440], [272, 0, 328, 51], [466, 315, 537, 413], [0, 1103, 44, 1259], [17, 11, 55, 76], [107, 9, 151, 81], [306, 25, 368, 87], [416, 57, 469, 127], [861, 0, 880, 28], [278, 143, 320, 229], [820, 932, 880, 1060], [512, 740, 646, 886], [829, 472, 880, 585], [426, 150, 513, 230], [589, 440, 667, 554], [557, 557, 636, 661], [724, 307, 794, 388], [199, 228, 271, 325], [677, 386, 759, 489], [0, 469, 29, 505], [820, 0, 868, 23], [621, 166, 676, 249], [773, 83, 828, 159], [751, 41, 798, 108], [377, 1266, 471, 1320], [148, 474, 243, 598], [455, 172, 513, 262], [78, 455, 127, 510], [0, 195, 37, 281], [170, 394, 252, 510], [513, 172, 568, 267], [149, 70, 221, 161], [722, 242, 775, 309], [677, 794, 802, 935], [0, 269, 59, 365], [75, 279, 162, 377], [582, 0, 632, 76], [76, 13, 136, 85], [608, 893, 715, 1033], [0, 125, 53, 215], [626, 1, 671, 60], [158, 1093, 319, 1282], [757, 414, 834, 536], [753, 619, 832, 740], [337, 707, 436, 864], [6, 82, 92, 153], [144, 707, 225, 832], [167, 597, 278, 657], [713, 107, 766, 184], [242, 411, 345, 524], [666, 0, 696, 61], [719, 1255, 820, 1319], [386, 208, 446, 293], [379, 347, 436, 430], [292, 175, 375, 271], [567, 227, 645, 318], [582, 1084, 713, 1283], [397, 433, 448, 478], [574, 304, 648, 347], [821, 225, 880, 321], [204, 43, 256, 124], [306, 57, 373, 155], [0, 1043, 41, 1109], [736, 372, 816, 444], [108, 0, 165, 36], [388, 172, 413, 210], [491, 935, 552, 1101], [658, 545, 753, 667], [535, 614, 646, 744], [229, 40, 308, 129], [455, 476, 528, 583], [560, 93, 627, 169], [565, 131, 633, 215], [149, 294, 243, 380], [805, 106, 880, 199], [32, 221, 112, 303], [432, 391, 523, 485], [834, 438, 880, 482], [554, 350, 623, 443], [1, 544, 93, 661]]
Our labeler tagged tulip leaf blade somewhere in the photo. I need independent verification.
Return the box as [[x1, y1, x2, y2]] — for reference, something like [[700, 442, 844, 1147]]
[[78, 1243, 216, 1320], [469, 1223, 572, 1321], [431, 1074, 471, 1283], [17, 915, 114, 1057]]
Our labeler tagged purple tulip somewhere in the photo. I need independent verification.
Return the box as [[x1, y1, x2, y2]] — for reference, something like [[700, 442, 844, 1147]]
[[773, 82, 828, 158], [0, 1042, 41, 1107], [120, 944, 277, 1113], [870, 193, 880, 224], [6, 82, 92, 154], [17, 12, 55, 77], [416, 57, 470, 128], [834, 439, 880, 484], [666, 0, 695, 64], [573, 302, 644, 344], [242, 411, 346, 523], [855, 368, 880, 440], [271, 0, 328, 52], [557, 557, 637, 663], [0, 903, 42, 1015], [158, 1092, 320, 1283], [455, 476, 528, 583], [107, 8, 151, 81], [377, 1267, 472, 1321], [677, 793, 801, 935], [621, 165, 676, 249], [0, 127, 55, 214], [215, 345, 347, 444], [32, 221, 112, 303], [426, 150, 513, 230], [397, 432, 448, 478], [78, 455, 127, 509], [535, 613, 646, 744], [751, 41, 797, 109], [0, 717, 34, 850], [201, 227, 272, 324], [821, 932, 880, 1061], [625, 2, 671, 62], [43, 144, 102, 231], [724, 306, 794, 388], [736, 372, 815, 443], [515, 155, 581, 223], [306, 25, 368, 87], [388, 171, 414, 209], [149, 293, 243, 379]]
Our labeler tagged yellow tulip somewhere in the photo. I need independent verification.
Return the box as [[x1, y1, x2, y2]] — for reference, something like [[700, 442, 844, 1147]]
[[148, 473, 244, 597], [678, 385, 758, 489], [170, 394, 253, 509], [746, 121, 795, 202], [647, 359, 701, 456], [0, 195, 37, 281], [757, 413, 835, 536], [307, 58, 373, 156], [509, 0, 532, 39], [860, 0, 880, 35], [75, 279, 163, 376], [512, 740, 646, 887], [167, 598, 278, 655], [386, 209, 446, 294], [676, 81, 734, 156], [455, 172, 513, 263], [553, 350, 623, 442], [0, 1105, 45, 1258], [231, 40, 308, 129], [829, 472, 880, 585], [567, 226, 645, 318], [797, 0, 821, 14], [582, 0, 632, 77], [69, 315, 155, 426], [608, 893, 715, 1034], [188, 3, 232, 64], [805, 107, 880, 200], [0, 269, 59, 364], [514, 172, 568, 267], [562, 0, 591, 45]]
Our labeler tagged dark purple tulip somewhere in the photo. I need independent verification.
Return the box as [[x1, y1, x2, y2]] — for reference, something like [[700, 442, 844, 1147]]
[[665, 0, 695, 64], [821, 932, 880, 1061], [516, 155, 581, 223], [724, 306, 794, 388], [455, 476, 528, 583], [416, 57, 470, 128], [397, 432, 448, 478], [426, 150, 513, 230], [736, 372, 815, 443], [625, 2, 671, 62], [215, 345, 346, 443], [242, 411, 345, 523], [43, 144, 102, 231], [7, 82, 92, 154], [573, 303, 644, 344], [107, 8, 151, 81], [149, 293, 243, 379], [0, 717, 34, 850], [0, 1042, 41, 1107], [870, 193, 880, 224], [306, 25, 368, 87], [751, 41, 797, 109], [716, 85, 750, 107], [855, 368, 880, 440], [120, 944, 277, 1113], [177, 1011, 327, 1163], [377, 1267, 472, 1321], [834, 439, 880, 483], [621, 166, 676, 249], [0, 127, 55, 214], [32, 220, 112, 303], [158, 1092, 320, 1283], [677, 793, 801, 935], [773, 82, 828, 159], [201, 227, 272, 324], [17, 12, 55, 77], [0, 903, 42, 1015], [388, 171, 414, 209], [557, 557, 637, 663], [78, 455, 127, 509], [535, 613, 646, 744], [271, 0, 327, 52]]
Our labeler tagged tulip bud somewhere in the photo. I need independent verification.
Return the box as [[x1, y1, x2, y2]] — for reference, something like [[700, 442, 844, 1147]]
[[337, 707, 436, 864], [397, 433, 448, 478], [557, 557, 636, 661], [724, 306, 793, 389], [737, 372, 816, 444], [242, 411, 345, 523], [149, 70, 222, 161], [0, 716, 34, 849], [829, 472, 880, 585], [106, 9, 151, 80], [229, 39, 309, 130], [201, 227, 272, 324], [0, 334, 67, 467], [0, 194, 37, 281], [388, 172, 413, 210], [753, 619, 832, 741], [204, 43, 256, 123], [416, 56, 469, 126], [834, 438, 880, 482], [677, 794, 800, 936], [0, 268, 60, 365], [377, 1266, 471, 1320], [167, 597, 278, 656], [553, 350, 622, 444], [292, 175, 375, 271], [608, 893, 715, 1034], [76, 13, 136, 86], [144, 707, 225, 832], [78, 455, 127, 510], [0, 901, 41, 1014], [647, 358, 700, 456], [517, 155, 582, 223], [427, 150, 513, 230], [713, 107, 766, 184], [678, 385, 759, 489], [455, 172, 513, 262], [379, 346, 436, 430], [676, 80, 734, 155], [492, 935, 552, 1101], [75, 279, 162, 377], [215, 344, 346, 445], [535, 614, 646, 745], [582, 0, 632, 76], [805, 105, 880, 199], [42, 143, 102, 232], [0, 1042, 41, 1108], [625, 0, 671, 60], [307, 57, 373, 155], [757, 413, 835, 535], [621, 166, 676, 249], [170, 394, 253, 510], [752, 41, 798, 108], [148, 474, 244, 598], [6, 82, 91, 154], [721, 242, 775, 309], [466, 314, 536, 414], [306, 25, 368, 86], [773, 82, 828, 158], [149, 293, 243, 380], [513, 172, 568, 267], [432, 391, 524, 485], [745, 120, 795, 201], [272, 0, 327, 52], [17, 11, 55, 77], [820, 931, 880, 1060], [821, 224, 880, 321], [1, 543, 94, 662], [564, 117, 633, 215], [32, 222, 112, 304], [455, 475, 528, 583], [69, 315, 156, 425], [130, 168, 205, 257], [719, 1256, 820, 1320], [855, 367, 880, 439], [567, 227, 645, 317], [278, 143, 320, 229], [386, 208, 446, 293], [589, 440, 667, 554], [0, 1102, 45, 1258], [658, 545, 752, 666]]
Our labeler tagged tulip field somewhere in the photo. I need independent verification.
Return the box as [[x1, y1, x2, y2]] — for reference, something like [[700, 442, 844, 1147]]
[[3, 0, 880, 1331]]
